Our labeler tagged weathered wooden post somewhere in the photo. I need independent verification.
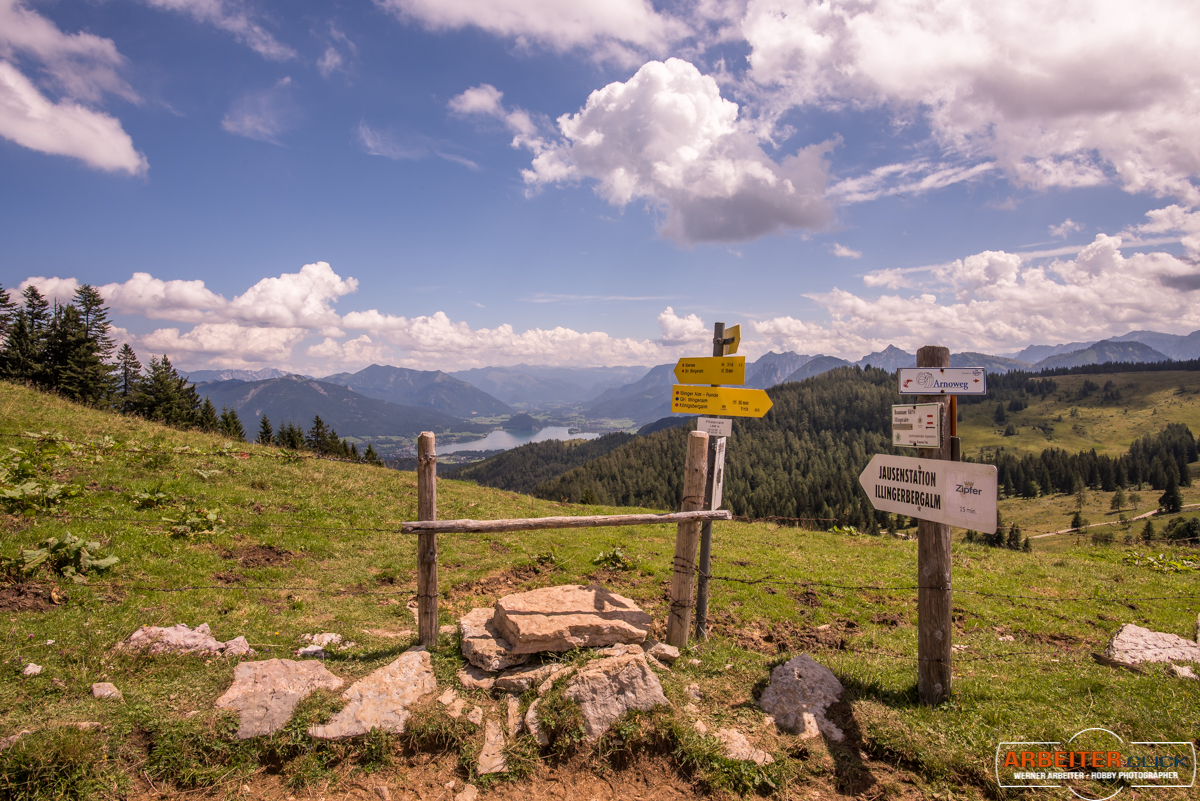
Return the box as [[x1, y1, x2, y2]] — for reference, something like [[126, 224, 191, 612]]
[[667, 429, 710, 648], [695, 322, 729, 640], [417, 431, 438, 648], [916, 346, 953, 705]]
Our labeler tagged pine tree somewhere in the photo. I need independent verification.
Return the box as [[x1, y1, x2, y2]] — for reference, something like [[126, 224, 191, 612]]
[[1006, 522, 1022, 550], [994, 403, 1006, 425], [196, 398, 220, 431], [1110, 487, 1125, 511], [349, 442, 360, 460], [1070, 511, 1086, 530], [364, 442, 381, 465], [1140, 519, 1155, 543], [42, 304, 97, 401], [0, 283, 15, 342], [257, 415, 274, 446], [71, 285, 115, 361], [116, 344, 142, 409], [306, 416, 334, 453], [1158, 472, 1183, 513], [129, 355, 201, 427], [1022, 536, 1032, 552], [21, 285, 50, 334], [0, 287, 50, 382], [218, 407, 246, 441]]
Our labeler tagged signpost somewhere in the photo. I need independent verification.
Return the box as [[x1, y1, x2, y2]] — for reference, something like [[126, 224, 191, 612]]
[[898, 367, 987, 395], [858, 454, 997, 533], [671, 385, 773, 417], [674, 356, 745, 385], [892, 403, 941, 448]]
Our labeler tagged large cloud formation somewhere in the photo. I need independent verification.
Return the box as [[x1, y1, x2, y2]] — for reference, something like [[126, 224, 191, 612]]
[[741, 0, 1200, 203], [0, 0, 146, 174], [462, 59, 834, 244]]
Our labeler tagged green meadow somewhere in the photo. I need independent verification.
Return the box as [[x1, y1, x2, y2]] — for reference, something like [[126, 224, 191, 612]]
[[1, 380, 1197, 800]]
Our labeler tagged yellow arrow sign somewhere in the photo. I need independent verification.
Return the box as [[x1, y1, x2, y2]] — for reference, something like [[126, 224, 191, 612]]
[[674, 356, 745, 385], [670, 385, 773, 418]]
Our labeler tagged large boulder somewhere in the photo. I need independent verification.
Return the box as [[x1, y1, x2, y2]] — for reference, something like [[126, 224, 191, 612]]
[[460, 608, 530, 672], [1104, 624, 1200, 665], [309, 648, 436, 740], [758, 654, 844, 741], [493, 585, 651, 654], [564, 653, 669, 740], [216, 659, 344, 739]]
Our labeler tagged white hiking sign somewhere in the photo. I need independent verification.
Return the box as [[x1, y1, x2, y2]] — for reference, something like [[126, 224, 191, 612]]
[[858, 454, 998, 533]]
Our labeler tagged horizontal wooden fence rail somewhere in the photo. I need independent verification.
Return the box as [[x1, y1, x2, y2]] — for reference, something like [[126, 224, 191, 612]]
[[400, 509, 732, 535]]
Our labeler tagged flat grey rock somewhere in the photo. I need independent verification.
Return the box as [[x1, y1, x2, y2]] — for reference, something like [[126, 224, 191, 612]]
[[295, 644, 328, 659], [460, 608, 530, 672], [308, 648, 436, 740], [22, 663, 42, 677], [457, 664, 496, 691], [1171, 664, 1198, 681], [494, 662, 568, 693], [476, 719, 507, 775], [645, 642, 680, 664], [759, 654, 844, 741], [300, 633, 343, 648], [117, 623, 255, 657], [1104, 624, 1200, 665], [215, 659, 344, 739], [715, 728, 774, 766], [505, 694, 522, 736], [92, 682, 122, 700], [524, 699, 548, 746], [565, 653, 669, 740], [467, 705, 483, 725], [494, 585, 651, 654]]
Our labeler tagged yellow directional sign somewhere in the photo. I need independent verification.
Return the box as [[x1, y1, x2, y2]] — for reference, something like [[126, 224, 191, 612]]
[[674, 356, 745, 385], [722, 324, 740, 355], [671, 384, 772, 417]]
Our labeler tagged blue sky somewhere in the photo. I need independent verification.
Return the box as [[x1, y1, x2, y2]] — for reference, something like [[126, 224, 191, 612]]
[[3, 0, 1200, 372]]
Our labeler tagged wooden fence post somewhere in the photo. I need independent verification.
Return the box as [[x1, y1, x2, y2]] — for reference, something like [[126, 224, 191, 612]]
[[417, 431, 438, 648], [667, 430, 710, 649], [695, 322, 725, 641], [916, 346, 953, 705]]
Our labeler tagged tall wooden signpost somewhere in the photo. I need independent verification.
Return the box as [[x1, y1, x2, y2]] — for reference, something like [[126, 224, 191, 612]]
[[858, 348, 996, 706], [667, 323, 772, 648]]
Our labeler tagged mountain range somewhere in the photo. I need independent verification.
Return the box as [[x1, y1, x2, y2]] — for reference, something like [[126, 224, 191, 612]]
[[320, 364, 511, 418], [182, 328, 1197, 438], [193, 375, 464, 439]]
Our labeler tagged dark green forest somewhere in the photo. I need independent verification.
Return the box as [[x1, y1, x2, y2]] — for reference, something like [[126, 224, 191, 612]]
[[457, 366, 1196, 526]]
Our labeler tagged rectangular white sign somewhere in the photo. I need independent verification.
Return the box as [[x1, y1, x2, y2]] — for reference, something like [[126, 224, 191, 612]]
[[898, 367, 987, 395], [858, 454, 997, 533], [892, 403, 941, 448], [707, 436, 727, 510], [697, 417, 732, 437]]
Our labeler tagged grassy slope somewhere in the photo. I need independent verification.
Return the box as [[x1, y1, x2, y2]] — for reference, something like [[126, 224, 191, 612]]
[[958, 369, 1200, 458], [1, 381, 1198, 799]]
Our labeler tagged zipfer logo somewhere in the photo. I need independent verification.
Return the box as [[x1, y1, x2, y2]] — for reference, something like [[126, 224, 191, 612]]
[[996, 728, 1196, 799]]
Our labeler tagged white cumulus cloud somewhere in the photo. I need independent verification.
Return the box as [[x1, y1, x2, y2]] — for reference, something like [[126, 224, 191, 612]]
[[376, 0, 687, 62], [521, 58, 834, 244], [753, 233, 1200, 359], [741, 0, 1200, 203], [19, 275, 80, 304], [141, 323, 307, 364], [0, 1, 145, 174]]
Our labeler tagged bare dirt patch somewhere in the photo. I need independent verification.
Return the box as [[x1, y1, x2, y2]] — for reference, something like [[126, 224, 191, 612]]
[[447, 563, 545, 602], [709, 613, 851, 654], [224, 545, 293, 568], [0, 583, 52, 612], [212, 571, 244, 584]]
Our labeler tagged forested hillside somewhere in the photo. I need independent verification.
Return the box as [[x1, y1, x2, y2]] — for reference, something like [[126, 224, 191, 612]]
[[532, 366, 1198, 525], [443, 432, 635, 494]]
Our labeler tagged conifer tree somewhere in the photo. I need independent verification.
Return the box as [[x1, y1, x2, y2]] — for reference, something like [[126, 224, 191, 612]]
[[197, 398, 220, 431], [116, 344, 142, 408], [1006, 522, 1022, 550], [1159, 472, 1183, 513], [364, 442, 381, 465], [0, 283, 15, 342], [129, 355, 201, 426], [306, 416, 333, 453], [1140, 519, 1155, 543], [218, 406, 246, 441], [257, 415, 274, 446], [71, 285, 115, 361]]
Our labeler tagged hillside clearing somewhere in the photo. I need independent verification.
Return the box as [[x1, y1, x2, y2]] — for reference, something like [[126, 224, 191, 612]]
[[0, 382, 1197, 800]]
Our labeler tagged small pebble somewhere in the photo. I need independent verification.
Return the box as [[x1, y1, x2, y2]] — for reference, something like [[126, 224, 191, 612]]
[[22, 663, 42, 677]]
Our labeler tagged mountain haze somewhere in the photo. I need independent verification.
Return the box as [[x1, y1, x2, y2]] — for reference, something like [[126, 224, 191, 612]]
[[321, 364, 510, 417], [1034, 340, 1169, 369], [194, 375, 462, 438]]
